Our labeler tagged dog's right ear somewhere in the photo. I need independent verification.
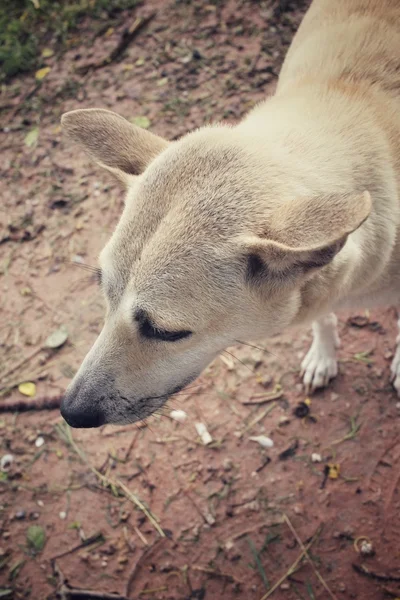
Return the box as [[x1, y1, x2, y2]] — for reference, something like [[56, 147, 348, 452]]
[[61, 108, 169, 185]]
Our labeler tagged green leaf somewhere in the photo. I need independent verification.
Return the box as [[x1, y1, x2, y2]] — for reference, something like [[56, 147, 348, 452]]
[[26, 525, 46, 553], [0, 589, 13, 598], [130, 116, 150, 129]]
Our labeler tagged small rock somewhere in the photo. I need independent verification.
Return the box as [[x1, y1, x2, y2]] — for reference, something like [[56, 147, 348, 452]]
[[330, 392, 339, 402], [0, 454, 14, 472], [37, 500, 44, 507], [59, 511, 67, 520], [170, 409, 188, 423], [2, 532, 11, 539], [35, 437, 45, 448], [360, 540, 374, 556], [278, 416, 290, 426], [338, 582, 346, 592], [311, 453, 322, 463], [223, 458, 234, 471], [249, 435, 274, 448], [15, 510, 26, 520], [195, 422, 212, 445], [280, 582, 290, 590]]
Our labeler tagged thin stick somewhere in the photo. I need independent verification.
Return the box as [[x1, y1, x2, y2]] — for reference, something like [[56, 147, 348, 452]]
[[117, 480, 165, 538], [283, 514, 337, 600], [238, 403, 276, 439]]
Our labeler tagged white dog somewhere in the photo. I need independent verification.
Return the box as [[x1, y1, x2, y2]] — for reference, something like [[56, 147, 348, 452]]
[[60, 0, 400, 427]]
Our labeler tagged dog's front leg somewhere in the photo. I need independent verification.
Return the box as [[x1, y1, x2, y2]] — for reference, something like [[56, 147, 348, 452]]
[[390, 318, 400, 396], [301, 313, 340, 393]]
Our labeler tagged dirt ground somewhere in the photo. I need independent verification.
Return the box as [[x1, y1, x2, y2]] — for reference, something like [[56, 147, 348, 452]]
[[1, 1, 400, 599]]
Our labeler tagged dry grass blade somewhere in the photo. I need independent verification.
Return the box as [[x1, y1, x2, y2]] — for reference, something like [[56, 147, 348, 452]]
[[55, 422, 165, 538], [283, 514, 337, 600], [259, 523, 322, 600]]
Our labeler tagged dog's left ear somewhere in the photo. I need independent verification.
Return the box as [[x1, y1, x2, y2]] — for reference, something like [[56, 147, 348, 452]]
[[61, 108, 169, 186], [243, 191, 372, 280]]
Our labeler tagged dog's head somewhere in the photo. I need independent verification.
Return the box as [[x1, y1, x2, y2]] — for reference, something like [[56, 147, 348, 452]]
[[60, 109, 371, 427]]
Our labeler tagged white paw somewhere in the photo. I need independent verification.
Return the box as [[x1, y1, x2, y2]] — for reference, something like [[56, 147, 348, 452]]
[[301, 340, 338, 393], [390, 336, 400, 396]]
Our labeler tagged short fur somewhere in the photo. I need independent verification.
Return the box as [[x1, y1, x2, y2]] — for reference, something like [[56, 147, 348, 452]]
[[60, 0, 400, 428]]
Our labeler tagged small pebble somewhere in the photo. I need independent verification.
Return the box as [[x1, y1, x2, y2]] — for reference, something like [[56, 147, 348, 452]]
[[15, 510, 26, 520], [59, 511, 67, 520], [170, 409, 188, 423], [195, 422, 212, 445], [249, 435, 274, 448], [223, 458, 234, 471], [0, 454, 14, 472], [37, 500, 44, 507], [311, 453, 322, 463], [35, 437, 45, 448], [280, 583, 290, 590], [360, 540, 374, 556]]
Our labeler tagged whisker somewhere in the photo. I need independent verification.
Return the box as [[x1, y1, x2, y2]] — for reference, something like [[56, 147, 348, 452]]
[[235, 339, 277, 358], [222, 349, 254, 373]]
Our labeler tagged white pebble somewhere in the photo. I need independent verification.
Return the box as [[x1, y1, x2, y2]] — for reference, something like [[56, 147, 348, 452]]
[[35, 437, 45, 448], [195, 422, 212, 445], [170, 409, 188, 423], [311, 453, 322, 463], [59, 511, 67, 520], [249, 435, 274, 448], [0, 454, 14, 472]]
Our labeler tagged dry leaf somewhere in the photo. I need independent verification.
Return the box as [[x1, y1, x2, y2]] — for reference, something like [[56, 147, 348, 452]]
[[30, 0, 40, 7], [18, 382, 36, 397], [41, 48, 54, 58], [24, 127, 39, 148], [35, 67, 51, 81], [44, 325, 68, 349], [328, 463, 340, 479]]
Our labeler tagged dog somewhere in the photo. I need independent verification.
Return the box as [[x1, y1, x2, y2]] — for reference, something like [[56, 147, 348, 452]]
[[60, 0, 400, 428]]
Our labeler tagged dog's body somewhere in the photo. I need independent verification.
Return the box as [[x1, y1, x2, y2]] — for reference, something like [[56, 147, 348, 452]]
[[61, 0, 400, 428]]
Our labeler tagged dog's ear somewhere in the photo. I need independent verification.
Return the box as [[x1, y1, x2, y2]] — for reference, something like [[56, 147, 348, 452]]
[[61, 108, 169, 185], [244, 191, 372, 282]]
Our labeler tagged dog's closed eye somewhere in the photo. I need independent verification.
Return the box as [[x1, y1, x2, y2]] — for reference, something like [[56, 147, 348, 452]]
[[134, 309, 192, 342]]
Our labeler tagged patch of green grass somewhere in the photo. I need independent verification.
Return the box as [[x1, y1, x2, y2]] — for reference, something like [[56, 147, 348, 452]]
[[0, 0, 140, 82]]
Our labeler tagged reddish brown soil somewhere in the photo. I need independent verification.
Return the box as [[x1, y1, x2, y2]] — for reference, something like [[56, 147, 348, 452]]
[[1, 1, 400, 599]]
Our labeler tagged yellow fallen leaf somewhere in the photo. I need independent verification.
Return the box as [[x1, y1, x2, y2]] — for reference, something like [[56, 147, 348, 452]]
[[18, 382, 36, 397], [135, 57, 145, 66], [304, 398, 311, 406], [35, 67, 51, 81], [41, 48, 54, 58], [122, 63, 134, 71], [105, 27, 114, 37], [328, 463, 340, 479]]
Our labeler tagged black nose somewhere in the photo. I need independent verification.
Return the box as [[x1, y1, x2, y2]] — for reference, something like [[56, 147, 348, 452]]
[[60, 393, 106, 429]]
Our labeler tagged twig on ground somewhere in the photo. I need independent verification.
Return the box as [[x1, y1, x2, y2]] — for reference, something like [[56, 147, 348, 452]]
[[352, 563, 400, 582], [0, 395, 61, 413], [237, 402, 277, 439], [77, 13, 156, 75], [125, 539, 166, 596], [53, 559, 129, 599], [192, 565, 241, 584]]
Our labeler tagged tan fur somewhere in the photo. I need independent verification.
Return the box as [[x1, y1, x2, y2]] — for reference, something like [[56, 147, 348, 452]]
[[60, 0, 400, 427]]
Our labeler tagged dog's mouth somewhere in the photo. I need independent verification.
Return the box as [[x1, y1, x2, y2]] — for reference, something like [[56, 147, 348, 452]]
[[119, 376, 198, 424]]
